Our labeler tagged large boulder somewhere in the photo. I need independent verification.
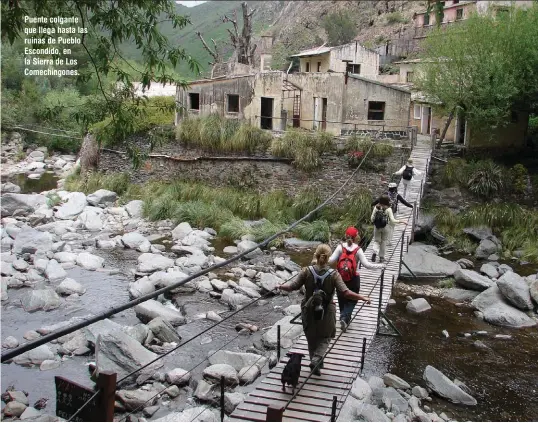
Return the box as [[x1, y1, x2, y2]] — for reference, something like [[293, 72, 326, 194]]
[[54, 192, 87, 220], [406, 298, 431, 314], [237, 240, 262, 259], [350, 377, 372, 402], [154, 407, 218, 422], [1, 182, 21, 194], [116, 389, 157, 411], [496, 271, 533, 310], [224, 392, 245, 414], [128, 277, 155, 299], [203, 363, 239, 386], [76, 252, 104, 270], [86, 189, 117, 206], [134, 300, 186, 326], [463, 226, 493, 241], [13, 226, 53, 255], [530, 280, 538, 305], [78, 210, 103, 232], [1, 193, 47, 217], [414, 212, 435, 236], [12, 344, 55, 366], [259, 272, 284, 293], [125, 200, 144, 218], [147, 317, 181, 343], [383, 373, 411, 390], [471, 286, 536, 328], [356, 403, 391, 422], [122, 232, 148, 249], [165, 368, 192, 386], [22, 289, 62, 312], [423, 365, 477, 405], [56, 278, 86, 296], [172, 222, 193, 240], [83, 319, 122, 346], [262, 315, 303, 349], [44, 259, 67, 282], [401, 245, 460, 278], [96, 329, 162, 380], [480, 263, 499, 279], [442, 288, 479, 303], [454, 269, 494, 291], [475, 237, 501, 260], [382, 387, 409, 414], [137, 253, 174, 273], [208, 350, 267, 372]]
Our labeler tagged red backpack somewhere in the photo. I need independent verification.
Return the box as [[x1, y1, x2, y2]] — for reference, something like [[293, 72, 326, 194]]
[[337, 244, 359, 282]]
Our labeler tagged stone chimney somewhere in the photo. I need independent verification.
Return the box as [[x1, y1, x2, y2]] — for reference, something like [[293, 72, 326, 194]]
[[259, 35, 273, 72]]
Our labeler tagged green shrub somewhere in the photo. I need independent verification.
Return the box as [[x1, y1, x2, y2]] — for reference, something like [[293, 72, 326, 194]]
[[293, 188, 322, 221], [64, 172, 130, 196], [344, 135, 393, 171], [441, 158, 468, 187], [386, 12, 409, 25], [438, 277, 455, 288], [466, 159, 504, 198], [270, 129, 335, 172], [46, 193, 62, 207], [295, 220, 330, 242], [227, 124, 272, 153], [323, 11, 357, 46], [510, 164, 528, 195], [219, 218, 251, 241]]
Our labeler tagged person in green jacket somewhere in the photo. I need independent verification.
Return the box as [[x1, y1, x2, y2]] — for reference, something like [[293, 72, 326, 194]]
[[279, 244, 371, 375]]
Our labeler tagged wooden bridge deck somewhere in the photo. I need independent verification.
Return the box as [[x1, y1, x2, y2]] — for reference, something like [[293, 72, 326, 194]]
[[230, 140, 432, 422]]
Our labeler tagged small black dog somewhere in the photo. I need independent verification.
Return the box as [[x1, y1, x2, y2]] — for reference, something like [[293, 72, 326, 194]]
[[281, 352, 304, 393]]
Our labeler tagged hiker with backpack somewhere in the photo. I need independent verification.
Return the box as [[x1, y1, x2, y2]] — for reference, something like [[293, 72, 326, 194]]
[[328, 226, 385, 332], [372, 182, 413, 245], [393, 158, 422, 199], [278, 244, 371, 376], [371, 195, 408, 263]]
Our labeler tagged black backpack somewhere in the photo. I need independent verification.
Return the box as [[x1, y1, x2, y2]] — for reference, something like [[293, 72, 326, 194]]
[[402, 166, 413, 181], [373, 208, 388, 229]]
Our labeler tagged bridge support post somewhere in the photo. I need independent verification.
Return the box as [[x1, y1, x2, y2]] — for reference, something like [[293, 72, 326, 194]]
[[392, 275, 395, 289], [277, 325, 281, 362], [411, 201, 417, 243], [360, 337, 367, 374], [377, 270, 384, 333], [399, 232, 405, 276], [220, 376, 225, 422], [330, 395, 338, 422], [266, 406, 284, 421]]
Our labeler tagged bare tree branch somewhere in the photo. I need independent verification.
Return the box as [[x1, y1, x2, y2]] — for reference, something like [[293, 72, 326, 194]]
[[195, 31, 220, 64]]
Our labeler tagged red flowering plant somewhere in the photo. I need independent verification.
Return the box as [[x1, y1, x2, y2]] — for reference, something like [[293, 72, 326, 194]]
[[348, 151, 365, 168]]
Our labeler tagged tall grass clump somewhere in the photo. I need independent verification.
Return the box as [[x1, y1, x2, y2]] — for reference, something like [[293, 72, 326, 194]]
[[226, 124, 272, 153], [219, 218, 251, 241], [466, 160, 505, 198], [270, 129, 335, 172], [64, 172, 130, 196], [293, 187, 322, 221], [295, 220, 330, 242], [441, 158, 468, 187], [176, 114, 272, 153], [173, 201, 235, 229]]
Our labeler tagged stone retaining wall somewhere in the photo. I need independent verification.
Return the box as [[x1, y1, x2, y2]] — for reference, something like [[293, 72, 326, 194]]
[[98, 138, 410, 202]]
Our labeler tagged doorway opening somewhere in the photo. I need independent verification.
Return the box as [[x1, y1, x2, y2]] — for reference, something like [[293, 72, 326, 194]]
[[260, 97, 273, 130], [456, 112, 466, 144], [321, 98, 328, 131]]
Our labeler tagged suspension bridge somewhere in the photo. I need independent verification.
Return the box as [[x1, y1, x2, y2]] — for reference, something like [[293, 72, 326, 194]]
[[229, 138, 432, 421]]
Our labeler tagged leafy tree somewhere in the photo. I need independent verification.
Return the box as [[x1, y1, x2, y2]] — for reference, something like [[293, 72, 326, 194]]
[[322, 12, 356, 47], [1, 0, 199, 169], [416, 5, 538, 146]]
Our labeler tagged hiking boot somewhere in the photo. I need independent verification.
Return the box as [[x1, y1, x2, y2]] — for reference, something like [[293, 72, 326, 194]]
[[310, 362, 322, 376], [340, 319, 347, 332], [371, 253, 377, 262]]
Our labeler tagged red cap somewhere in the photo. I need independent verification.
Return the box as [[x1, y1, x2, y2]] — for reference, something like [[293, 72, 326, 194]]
[[345, 227, 358, 238]]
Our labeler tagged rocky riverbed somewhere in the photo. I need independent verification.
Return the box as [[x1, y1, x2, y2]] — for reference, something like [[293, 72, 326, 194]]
[[1, 144, 538, 422]]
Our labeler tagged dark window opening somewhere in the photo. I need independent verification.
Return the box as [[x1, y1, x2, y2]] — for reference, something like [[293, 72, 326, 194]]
[[423, 13, 430, 26], [189, 93, 200, 110], [317, 62, 321, 72], [227, 94, 240, 113], [346, 63, 361, 74], [305, 62, 310, 72], [406, 71, 414, 83], [368, 101, 385, 120], [496, 7, 509, 18], [453, 0, 459, 4], [456, 8, 463, 20]]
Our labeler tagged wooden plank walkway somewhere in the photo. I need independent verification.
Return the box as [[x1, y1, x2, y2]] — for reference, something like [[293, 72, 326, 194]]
[[230, 139, 432, 422]]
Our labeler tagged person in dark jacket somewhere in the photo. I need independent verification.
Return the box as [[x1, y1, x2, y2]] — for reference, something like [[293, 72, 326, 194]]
[[372, 182, 413, 245], [279, 244, 371, 375]]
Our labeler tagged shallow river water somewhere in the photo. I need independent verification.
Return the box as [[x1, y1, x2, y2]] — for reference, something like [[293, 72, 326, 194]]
[[2, 238, 537, 421]]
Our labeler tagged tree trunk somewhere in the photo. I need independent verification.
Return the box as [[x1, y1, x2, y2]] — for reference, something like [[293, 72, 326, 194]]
[[436, 108, 455, 149], [79, 133, 100, 175]]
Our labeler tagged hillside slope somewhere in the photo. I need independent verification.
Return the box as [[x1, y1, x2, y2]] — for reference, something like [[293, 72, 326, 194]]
[[120, 1, 426, 78]]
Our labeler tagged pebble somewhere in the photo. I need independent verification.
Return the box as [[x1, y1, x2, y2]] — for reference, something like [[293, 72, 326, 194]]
[[405, 295, 413, 301], [165, 385, 180, 398], [442, 330, 449, 338], [495, 334, 512, 340], [388, 299, 396, 305], [474, 330, 488, 336], [2, 336, 19, 348]]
